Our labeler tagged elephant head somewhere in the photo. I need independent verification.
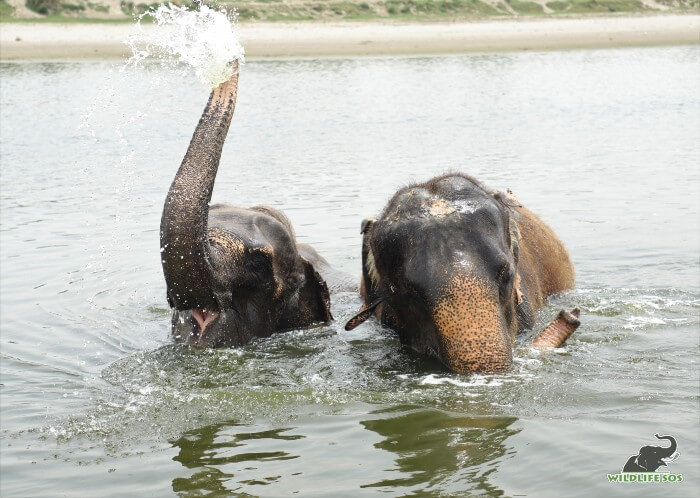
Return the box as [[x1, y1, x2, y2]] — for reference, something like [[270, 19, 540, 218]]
[[623, 434, 679, 472], [160, 63, 332, 347], [347, 174, 529, 373]]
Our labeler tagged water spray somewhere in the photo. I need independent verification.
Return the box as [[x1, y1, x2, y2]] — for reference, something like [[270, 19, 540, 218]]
[[124, 3, 245, 88]]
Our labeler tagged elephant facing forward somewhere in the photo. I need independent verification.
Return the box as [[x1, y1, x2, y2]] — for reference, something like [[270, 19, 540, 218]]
[[346, 173, 575, 373]]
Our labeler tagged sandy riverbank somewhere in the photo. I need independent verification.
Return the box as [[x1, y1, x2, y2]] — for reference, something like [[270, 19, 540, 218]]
[[1, 15, 698, 60]]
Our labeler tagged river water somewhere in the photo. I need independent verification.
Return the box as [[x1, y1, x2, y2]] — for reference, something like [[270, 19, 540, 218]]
[[1, 46, 699, 497]]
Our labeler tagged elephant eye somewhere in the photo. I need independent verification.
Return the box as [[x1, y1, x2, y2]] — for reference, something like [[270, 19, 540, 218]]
[[497, 263, 515, 302], [497, 262, 514, 284], [234, 249, 275, 291], [497, 262, 515, 303]]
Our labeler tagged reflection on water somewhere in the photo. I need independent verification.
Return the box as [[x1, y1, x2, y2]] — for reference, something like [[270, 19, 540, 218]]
[[167, 409, 519, 496], [171, 423, 302, 495], [361, 409, 518, 495], [1, 46, 699, 496]]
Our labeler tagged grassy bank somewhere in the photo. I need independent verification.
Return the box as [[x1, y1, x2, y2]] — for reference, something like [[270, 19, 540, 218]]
[[0, 0, 697, 23], [223, 0, 697, 22]]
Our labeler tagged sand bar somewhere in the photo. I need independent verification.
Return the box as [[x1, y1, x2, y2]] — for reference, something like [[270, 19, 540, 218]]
[[1, 15, 699, 60]]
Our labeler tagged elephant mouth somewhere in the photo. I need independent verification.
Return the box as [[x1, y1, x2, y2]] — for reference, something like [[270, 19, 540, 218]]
[[191, 308, 220, 345]]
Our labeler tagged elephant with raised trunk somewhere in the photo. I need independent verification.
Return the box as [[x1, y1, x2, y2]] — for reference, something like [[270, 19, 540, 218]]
[[623, 434, 679, 472], [346, 173, 575, 373], [160, 63, 351, 347]]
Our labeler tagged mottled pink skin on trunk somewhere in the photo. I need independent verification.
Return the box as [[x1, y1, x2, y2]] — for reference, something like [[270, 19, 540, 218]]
[[532, 308, 581, 348]]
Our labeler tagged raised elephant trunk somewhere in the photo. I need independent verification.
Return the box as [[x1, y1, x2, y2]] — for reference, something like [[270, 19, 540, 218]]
[[655, 434, 677, 457], [160, 62, 240, 311]]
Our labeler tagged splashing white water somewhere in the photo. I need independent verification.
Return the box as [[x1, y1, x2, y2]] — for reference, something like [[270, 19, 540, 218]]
[[125, 3, 245, 88]]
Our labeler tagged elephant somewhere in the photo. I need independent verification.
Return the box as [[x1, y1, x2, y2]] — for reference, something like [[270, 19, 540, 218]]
[[345, 173, 575, 373], [160, 62, 353, 348], [622, 434, 679, 472]]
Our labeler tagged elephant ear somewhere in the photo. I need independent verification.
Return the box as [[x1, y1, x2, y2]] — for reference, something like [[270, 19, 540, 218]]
[[361, 218, 381, 296], [301, 256, 333, 323], [493, 188, 523, 209], [508, 217, 520, 264], [508, 217, 524, 305], [355, 217, 383, 327], [492, 189, 521, 263]]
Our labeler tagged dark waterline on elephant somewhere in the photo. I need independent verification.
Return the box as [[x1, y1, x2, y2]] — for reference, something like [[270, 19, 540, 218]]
[[1, 47, 699, 497]]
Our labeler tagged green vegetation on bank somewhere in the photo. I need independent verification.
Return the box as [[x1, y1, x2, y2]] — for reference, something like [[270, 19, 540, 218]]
[[0, 0, 697, 22], [1, 0, 15, 17]]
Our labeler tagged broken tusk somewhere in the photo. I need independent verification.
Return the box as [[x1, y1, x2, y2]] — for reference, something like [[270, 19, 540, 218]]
[[532, 307, 581, 349]]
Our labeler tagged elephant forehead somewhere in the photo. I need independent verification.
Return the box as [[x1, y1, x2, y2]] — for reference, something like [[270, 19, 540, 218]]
[[372, 207, 506, 263], [207, 227, 246, 260], [208, 206, 299, 267], [426, 196, 487, 217], [207, 227, 285, 275], [381, 190, 501, 231], [427, 198, 457, 217]]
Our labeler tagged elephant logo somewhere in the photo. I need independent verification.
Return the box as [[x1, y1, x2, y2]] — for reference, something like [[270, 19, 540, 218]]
[[622, 434, 679, 473]]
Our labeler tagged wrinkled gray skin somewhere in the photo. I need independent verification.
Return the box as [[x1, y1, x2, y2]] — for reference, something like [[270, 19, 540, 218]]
[[160, 64, 355, 347]]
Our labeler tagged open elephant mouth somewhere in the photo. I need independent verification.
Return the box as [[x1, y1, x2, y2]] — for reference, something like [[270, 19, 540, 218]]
[[191, 308, 220, 345]]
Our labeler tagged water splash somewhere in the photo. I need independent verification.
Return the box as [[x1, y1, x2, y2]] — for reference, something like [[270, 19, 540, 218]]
[[125, 3, 245, 88]]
